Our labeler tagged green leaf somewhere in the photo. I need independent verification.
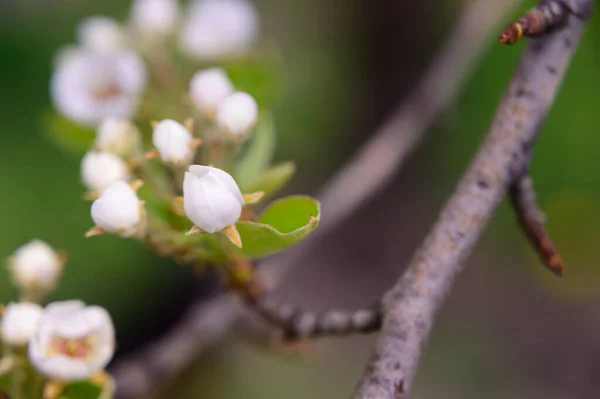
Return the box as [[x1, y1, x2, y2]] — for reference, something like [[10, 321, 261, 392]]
[[41, 110, 95, 157], [58, 381, 102, 399], [244, 162, 296, 200], [224, 53, 285, 108], [235, 113, 275, 190], [236, 195, 320, 258]]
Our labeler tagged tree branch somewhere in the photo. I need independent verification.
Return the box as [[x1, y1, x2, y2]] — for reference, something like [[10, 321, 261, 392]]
[[509, 173, 564, 276], [251, 295, 382, 340], [109, 0, 526, 396], [352, 2, 593, 398]]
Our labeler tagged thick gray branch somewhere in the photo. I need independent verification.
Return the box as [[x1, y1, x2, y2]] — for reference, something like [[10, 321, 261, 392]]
[[352, 2, 593, 398]]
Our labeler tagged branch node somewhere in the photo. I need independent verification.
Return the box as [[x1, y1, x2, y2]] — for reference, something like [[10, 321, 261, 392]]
[[499, 1, 572, 44]]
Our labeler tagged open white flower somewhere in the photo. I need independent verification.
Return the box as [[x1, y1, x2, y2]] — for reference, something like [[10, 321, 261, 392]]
[[216, 92, 258, 139], [51, 50, 146, 126], [77, 16, 126, 53], [90, 181, 143, 236], [189, 68, 234, 117], [152, 119, 196, 165], [8, 240, 64, 294], [96, 118, 140, 157], [1, 303, 43, 346], [179, 0, 259, 60], [183, 165, 244, 234], [81, 151, 130, 193], [29, 301, 115, 381], [130, 0, 179, 38]]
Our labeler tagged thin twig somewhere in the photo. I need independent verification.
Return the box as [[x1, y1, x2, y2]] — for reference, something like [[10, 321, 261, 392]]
[[509, 173, 564, 276], [352, 1, 593, 398], [251, 295, 382, 340], [109, 0, 525, 396], [499, 0, 572, 44]]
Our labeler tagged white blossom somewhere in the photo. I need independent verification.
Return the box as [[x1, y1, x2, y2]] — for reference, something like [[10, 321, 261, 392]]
[[96, 118, 140, 157], [29, 301, 115, 381], [81, 151, 130, 193], [179, 0, 259, 60], [216, 92, 258, 139], [8, 240, 63, 293], [130, 0, 179, 38], [51, 50, 146, 126], [189, 68, 234, 117], [183, 165, 244, 233], [91, 181, 142, 235], [77, 16, 126, 53], [152, 119, 195, 165], [1, 303, 43, 346]]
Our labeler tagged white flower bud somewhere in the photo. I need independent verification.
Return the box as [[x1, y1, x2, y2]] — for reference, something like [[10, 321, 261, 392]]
[[91, 181, 142, 235], [216, 92, 258, 139], [8, 240, 63, 293], [189, 68, 234, 117], [130, 0, 179, 38], [96, 118, 140, 157], [29, 301, 115, 381], [77, 16, 126, 53], [81, 151, 130, 193], [179, 0, 259, 60], [152, 119, 195, 165], [183, 165, 244, 233], [1, 303, 43, 346], [51, 50, 147, 126]]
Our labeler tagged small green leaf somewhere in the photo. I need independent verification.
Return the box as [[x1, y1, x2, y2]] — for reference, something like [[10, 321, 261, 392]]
[[224, 53, 285, 108], [244, 162, 296, 200], [235, 113, 275, 190], [41, 110, 95, 157], [58, 381, 102, 399], [236, 195, 320, 258]]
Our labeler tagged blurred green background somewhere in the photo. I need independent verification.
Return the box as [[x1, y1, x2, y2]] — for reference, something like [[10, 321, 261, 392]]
[[1, 0, 600, 397]]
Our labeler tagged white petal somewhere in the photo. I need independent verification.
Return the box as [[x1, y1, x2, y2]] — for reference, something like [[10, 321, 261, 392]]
[[30, 353, 92, 381], [179, 0, 259, 60], [183, 172, 222, 233], [188, 165, 244, 205], [77, 16, 126, 53], [91, 181, 140, 233], [189, 68, 234, 115], [81, 151, 130, 192], [201, 176, 243, 228], [152, 119, 193, 164], [216, 92, 258, 138], [96, 118, 139, 156], [1, 303, 43, 345], [10, 240, 62, 291], [130, 0, 179, 37]]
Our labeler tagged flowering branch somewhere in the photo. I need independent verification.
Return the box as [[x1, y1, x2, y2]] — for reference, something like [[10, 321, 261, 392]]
[[509, 173, 564, 276], [108, 0, 526, 396], [352, 1, 593, 398]]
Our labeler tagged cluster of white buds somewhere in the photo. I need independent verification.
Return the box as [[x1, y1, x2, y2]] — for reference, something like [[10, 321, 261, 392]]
[[81, 151, 131, 194], [95, 117, 141, 158], [148, 119, 202, 166], [183, 165, 263, 247], [88, 180, 146, 238], [28, 301, 115, 381], [189, 68, 259, 140], [7, 240, 65, 297], [180, 0, 259, 60], [130, 0, 179, 39]]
